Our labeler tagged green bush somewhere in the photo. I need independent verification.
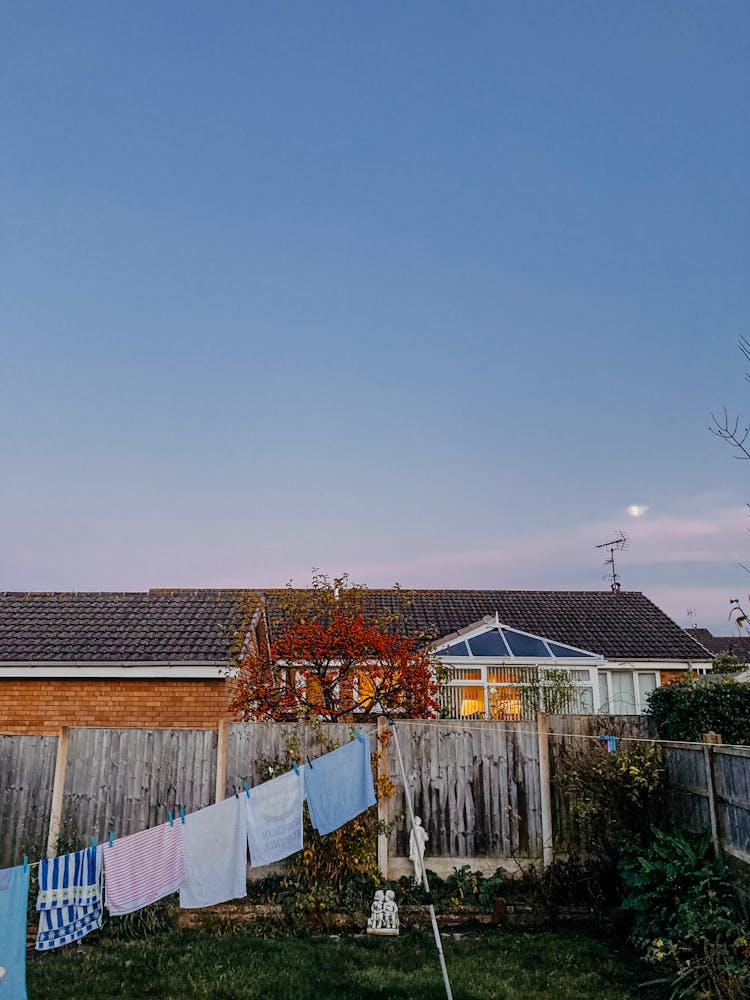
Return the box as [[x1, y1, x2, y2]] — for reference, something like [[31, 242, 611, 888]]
[[646, 675, 750, 745], [554, 741, 665, 861], [619, 829, 750, 999]]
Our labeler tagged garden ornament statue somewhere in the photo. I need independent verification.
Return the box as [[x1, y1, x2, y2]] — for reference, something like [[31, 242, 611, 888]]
[[409, 815, 429, 885], [383, 889, 399, 932], [367, 888, 398, 935]]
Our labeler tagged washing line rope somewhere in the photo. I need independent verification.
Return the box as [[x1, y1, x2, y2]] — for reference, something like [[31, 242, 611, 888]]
[[383, 716, 749, 750]]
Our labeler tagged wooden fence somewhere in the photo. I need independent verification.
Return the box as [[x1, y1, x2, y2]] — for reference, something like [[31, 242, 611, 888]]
[[1, 717, 747, 872], [663, 742, 750, 864], [383, 720, 541, 861], [0, 733, 57, 865]]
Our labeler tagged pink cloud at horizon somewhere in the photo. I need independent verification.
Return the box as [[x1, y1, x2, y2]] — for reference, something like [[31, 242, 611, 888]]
[[343, 505, 749, 583]]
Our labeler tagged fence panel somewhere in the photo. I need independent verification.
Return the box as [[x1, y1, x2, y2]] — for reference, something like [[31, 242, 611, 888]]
[[384, 720, 541, 859], [60, 728, 218, 843], [225, 722, 363, 794], [0, 733, 58, 867], [717, 749, 750, 861], [548, 714, 654, 853], [662, 743, 712, 834]]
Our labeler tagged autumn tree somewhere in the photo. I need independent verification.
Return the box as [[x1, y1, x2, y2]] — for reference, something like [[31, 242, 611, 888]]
[[231, 572, 440, 722]]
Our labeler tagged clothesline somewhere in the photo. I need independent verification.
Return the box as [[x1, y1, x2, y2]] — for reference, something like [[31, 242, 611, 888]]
[[17, 731, 375, 872], [390, 716, 749, 749], [1, 731, 379, 997], [21, 719, 736, 876], [14, 719, 745, 879]]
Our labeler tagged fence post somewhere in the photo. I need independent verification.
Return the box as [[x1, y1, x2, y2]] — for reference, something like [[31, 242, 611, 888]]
[[376, 715, 390, 878], [215, 720, 228, 803], [537, 712, 554, 868], [46, 726, 70, 858], [703, 731, 722, 857]]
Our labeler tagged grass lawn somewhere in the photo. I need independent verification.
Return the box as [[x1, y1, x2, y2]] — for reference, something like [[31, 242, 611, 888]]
[[27, 929, 645, 1000]]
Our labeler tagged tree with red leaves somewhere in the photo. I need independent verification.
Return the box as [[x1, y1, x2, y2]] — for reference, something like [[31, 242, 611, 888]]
[[231, 574, 440, 722]]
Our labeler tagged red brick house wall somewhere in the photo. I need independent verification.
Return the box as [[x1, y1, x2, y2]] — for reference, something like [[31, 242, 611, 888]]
[[0, 678, 238, 735]]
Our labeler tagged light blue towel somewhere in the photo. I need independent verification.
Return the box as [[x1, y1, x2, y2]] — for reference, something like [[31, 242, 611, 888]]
[[305, 735, 376, 836], [0, 864, 30, 1000], [36, 846, 103, 950]]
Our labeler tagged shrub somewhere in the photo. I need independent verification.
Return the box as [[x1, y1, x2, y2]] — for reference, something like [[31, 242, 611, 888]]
[[619, 829, 750, 999], [554, 740, 665, 861], [712, 652, 746, 675], [646, 675, 750, 745]]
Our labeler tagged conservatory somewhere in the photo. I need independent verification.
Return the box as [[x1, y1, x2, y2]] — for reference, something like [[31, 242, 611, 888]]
[[434, 614, 665, 719]]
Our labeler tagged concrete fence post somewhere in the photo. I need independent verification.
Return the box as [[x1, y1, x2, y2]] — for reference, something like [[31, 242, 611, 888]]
[[46, 726, 70, 858], [703, 731, 723, 856], [215, 719, 229, 803], [536, 712, 554, 868]]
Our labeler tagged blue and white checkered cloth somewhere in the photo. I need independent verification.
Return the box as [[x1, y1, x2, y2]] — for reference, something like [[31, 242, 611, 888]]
[[36, 845, 103, 950]]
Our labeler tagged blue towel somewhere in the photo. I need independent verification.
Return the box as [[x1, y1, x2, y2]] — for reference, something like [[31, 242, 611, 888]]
[[36, 846, 103, 950], [0, 864, 30, 999], [305, 735, 376, 836]]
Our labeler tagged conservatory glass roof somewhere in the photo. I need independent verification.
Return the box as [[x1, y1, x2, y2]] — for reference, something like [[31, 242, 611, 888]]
[[435, 621, 601, 660]]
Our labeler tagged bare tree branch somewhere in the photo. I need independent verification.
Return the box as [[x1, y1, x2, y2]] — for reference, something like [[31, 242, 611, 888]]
[[709, 404, 750, 459], [741, 335, 750, 379]]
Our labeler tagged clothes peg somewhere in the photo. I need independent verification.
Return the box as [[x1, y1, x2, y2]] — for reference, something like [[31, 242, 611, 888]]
[[109, 832, 114, 848], [243, 783, 250, 798], [233, 785, 239, 800], [354, 728, 365, 743], [91, 836, 97, 850], [292, 761, 300, 775], [306, 755, 314, 770], [23, 855, 28, 872], [179, 806, 185, 824], [167, 810, 174, 827]]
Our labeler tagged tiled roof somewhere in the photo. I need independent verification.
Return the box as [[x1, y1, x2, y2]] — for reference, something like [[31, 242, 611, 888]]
[[0, 587, 711, 665], [684, 627, 750, 662], [0, 590, 259, 662], [263, 589, 712, 661]]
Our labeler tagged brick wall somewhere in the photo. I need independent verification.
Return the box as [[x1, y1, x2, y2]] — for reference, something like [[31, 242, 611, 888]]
[[0, 678, 238, 734]]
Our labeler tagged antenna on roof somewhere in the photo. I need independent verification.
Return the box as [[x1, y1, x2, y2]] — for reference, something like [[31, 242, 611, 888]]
[[686, 608, 697, 628], [595, 531, 629, 592]]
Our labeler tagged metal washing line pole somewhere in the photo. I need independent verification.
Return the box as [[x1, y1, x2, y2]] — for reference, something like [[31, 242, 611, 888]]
[[388, 719, 454, 1000]]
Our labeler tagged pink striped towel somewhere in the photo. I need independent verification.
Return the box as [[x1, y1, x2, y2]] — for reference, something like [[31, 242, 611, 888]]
[[103, 822, 185, 916]]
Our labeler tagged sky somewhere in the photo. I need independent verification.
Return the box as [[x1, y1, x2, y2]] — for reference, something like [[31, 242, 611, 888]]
[[1, 2, 749, 634]]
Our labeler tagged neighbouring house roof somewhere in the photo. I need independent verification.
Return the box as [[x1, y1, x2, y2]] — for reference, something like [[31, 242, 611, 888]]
[[684, 627, 750, 662], [0, 587, 711, 666], [0, 589, 259, 662], [262, 589, 712, 662]]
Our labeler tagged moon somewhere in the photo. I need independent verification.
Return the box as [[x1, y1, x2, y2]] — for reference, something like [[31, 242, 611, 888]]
[[626, 505, 649, 518]]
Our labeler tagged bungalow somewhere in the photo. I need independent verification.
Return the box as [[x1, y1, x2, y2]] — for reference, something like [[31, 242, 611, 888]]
[[0, 587, 711, 734], [263, 588, 713, 719]]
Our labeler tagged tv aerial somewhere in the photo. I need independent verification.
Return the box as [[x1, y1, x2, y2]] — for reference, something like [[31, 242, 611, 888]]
[[596, 531, 629, 592]]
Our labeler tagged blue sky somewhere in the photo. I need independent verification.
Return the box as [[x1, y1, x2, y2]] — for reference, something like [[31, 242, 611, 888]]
[[2, 2, 749, 633]]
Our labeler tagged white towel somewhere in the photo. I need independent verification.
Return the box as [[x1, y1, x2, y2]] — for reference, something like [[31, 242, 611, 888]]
[[103, 821, 185, 916], [179, 797, 248, 909], [246, 768, 304, 867]]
